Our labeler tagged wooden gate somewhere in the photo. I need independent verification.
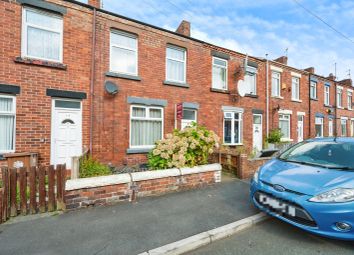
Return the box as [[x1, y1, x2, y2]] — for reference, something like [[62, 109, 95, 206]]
[[0, 164, 66, 224]]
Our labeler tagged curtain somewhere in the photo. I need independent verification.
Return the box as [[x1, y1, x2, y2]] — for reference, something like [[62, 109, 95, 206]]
[[224, 119, 231, 144], [272, 76, 279, 96], [131, 120, 162, 146], [111, 46, 136, 74], [212, 66, 226, 89], [27, 27, 60, 60], [167, 59, 184, 82], [279, 119, 290, 138]]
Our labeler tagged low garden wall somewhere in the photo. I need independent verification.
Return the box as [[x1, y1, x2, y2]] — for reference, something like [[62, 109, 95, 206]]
[[65, 163, 222, 210], [237, 155, 271, 179]]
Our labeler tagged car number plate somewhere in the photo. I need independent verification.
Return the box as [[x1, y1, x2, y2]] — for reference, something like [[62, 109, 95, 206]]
[[259, 194, 296, 217]]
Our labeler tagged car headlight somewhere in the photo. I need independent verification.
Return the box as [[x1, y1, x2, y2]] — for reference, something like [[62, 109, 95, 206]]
[[252, 167, 260, 182], [309, 188, 354, 203]]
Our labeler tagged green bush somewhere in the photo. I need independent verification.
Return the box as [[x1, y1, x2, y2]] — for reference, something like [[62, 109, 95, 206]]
[[79, 155, 111, 178], [266, 128, 283, 144], [148, 123, 220, 169]]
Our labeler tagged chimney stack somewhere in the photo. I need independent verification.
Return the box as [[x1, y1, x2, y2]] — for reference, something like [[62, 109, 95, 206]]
[[273, 56, 288, 65], [176, 20, 191, 37], [304, 67, 315, 74], [327, 73, 336, 81], [89, 0, 101, 8], [339, 79, 352, 87]]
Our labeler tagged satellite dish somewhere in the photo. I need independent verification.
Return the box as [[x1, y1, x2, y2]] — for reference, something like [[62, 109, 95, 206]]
[[105, 81, 119, 95], [237, 80, 247, 97]]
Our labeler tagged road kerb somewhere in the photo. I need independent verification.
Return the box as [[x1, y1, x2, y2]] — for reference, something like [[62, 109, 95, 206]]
[[138, 212, 268, 255]]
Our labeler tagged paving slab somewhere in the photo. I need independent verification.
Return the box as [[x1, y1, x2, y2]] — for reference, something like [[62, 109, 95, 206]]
[[0, 178, 257, 255]]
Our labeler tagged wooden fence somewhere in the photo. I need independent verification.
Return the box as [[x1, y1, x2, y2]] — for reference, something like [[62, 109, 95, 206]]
[[0, 164, 66, 224]]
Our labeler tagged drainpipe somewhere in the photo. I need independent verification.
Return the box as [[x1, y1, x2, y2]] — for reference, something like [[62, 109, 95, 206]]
[[89, 8, 97, 155], [266, 54, 269, 136], [308, 76, 311, 138], [334, 63, 338, 138]]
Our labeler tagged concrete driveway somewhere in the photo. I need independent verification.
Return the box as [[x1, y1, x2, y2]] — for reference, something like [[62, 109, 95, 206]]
[[188, 218, 354, 255], [0, 177, 257, 255]]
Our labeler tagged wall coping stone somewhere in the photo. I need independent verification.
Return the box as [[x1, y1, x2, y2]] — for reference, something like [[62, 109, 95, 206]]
[[65, 163, 221, 191]]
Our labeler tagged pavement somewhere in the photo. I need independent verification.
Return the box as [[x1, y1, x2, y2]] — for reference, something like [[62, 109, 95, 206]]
[[0, 175, 258, 255], [188, 218, 354, 255]]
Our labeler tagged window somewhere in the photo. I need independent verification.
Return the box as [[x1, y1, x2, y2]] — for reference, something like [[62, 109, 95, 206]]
[[351, 120, 354, 137], [310, 81, 317, 99], [0, 95, 16, 153], [291, 77, 300, 100], [348, 91, 353, 110], [212, 57, 228, 90], [279, 114, 290, 139], [130, 106, 163, 148], [181, 109, 197, 129], [223, 111, 243, 145], [271, 71, 281, 97], [315, 117, 324, 138], [328, 119, 333, 137], [110, 30, 138, 75], [245, 71, 257, 95], [166, 45, 186, 83], [337, 87, 343, 108], [341, 118, 347, 137], [324, 86, 330, 106], [22, 7, 63, 62]]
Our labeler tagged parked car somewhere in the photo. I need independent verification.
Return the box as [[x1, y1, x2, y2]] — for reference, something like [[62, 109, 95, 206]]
[[251, 137, 354, 240]]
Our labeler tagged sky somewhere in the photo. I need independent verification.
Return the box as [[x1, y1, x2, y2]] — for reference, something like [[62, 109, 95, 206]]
[[102, 0, 354, 81]]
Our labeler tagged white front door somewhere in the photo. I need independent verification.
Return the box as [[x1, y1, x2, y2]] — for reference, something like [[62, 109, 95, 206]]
[[252, 114, 262, 152], [51, 99, 82, 168], [297, 115, 304, 142]]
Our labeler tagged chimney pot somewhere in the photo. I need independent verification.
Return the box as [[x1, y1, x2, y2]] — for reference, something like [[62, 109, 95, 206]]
[[176, 20, 191, 37]]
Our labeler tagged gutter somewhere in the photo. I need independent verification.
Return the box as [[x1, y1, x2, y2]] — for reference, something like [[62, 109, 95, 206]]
[[89, 8, 97, 154]]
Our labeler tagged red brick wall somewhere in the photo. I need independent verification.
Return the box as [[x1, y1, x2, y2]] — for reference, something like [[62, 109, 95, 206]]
[[237, 154, 270, 179]]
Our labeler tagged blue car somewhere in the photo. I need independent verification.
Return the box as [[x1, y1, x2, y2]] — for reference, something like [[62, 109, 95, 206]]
[[251, 137, 354, 240]]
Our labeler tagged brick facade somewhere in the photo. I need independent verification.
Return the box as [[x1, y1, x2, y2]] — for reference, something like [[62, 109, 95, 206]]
[[0, 0, 353, 168]]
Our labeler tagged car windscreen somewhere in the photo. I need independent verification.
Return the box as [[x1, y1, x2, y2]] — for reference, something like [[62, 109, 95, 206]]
[[278, 141, 354, 170]]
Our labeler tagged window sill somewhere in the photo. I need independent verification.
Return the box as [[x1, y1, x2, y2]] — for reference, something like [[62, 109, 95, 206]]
[[280, 138, 293, 142], [271, 96, 283, 100], [291, 99, 302, 103], [337, 106, 344, 109], [245, 94, 258, 98], [163, 80, 189, 88], [324, 104, 333, 108], [223, 143, 243, 146], [106, 72, 141, 81], [126, 148, 152, 154], [310, 98, 318, 101], [14, 57, 67, 70], [210, 88, 230, 94]]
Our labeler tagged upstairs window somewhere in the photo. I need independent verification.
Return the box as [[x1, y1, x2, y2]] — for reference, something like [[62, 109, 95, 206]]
[[271, 71, 281, 97], [315, 117, 324, 138], [110, 30, 138, 75], [348, 91, 353, 110], [337, 87, 343, 108], [310, 81, 317, 99], [130, 106, 163, 148], [0, 95, 16, 153], [245, 66, 257, 95], [166, 45, 186, 83], [324, 85, 330, 106], [22, 7, 63, 62], [291, 77, 300, 100], [212, 57, 228, 90]]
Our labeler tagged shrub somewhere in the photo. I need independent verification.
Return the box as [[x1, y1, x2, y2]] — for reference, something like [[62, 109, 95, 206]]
[[79, 155, 111, 178], [266, 128, 283, 144], [148, 123, 220, 169]]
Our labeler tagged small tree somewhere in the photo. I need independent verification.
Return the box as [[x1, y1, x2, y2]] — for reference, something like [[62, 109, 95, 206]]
[[266, 128, 283, 144]]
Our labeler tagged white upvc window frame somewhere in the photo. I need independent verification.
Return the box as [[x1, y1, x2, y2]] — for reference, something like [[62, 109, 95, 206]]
[[291, 76, 300, 101], [337, 86, 343, 108], [245, 66, 257, 95], [271, 71, 281, 97], [341, 117, 348, 137], [310, 81, 317, 99], [328, 119, 334, 137], [212, 57, 228, 90], [181, 109, 197, 130], [166, 45, 187, 83], [21, 7, 63, 63], [279, 113, 291, 141], [129, 105, 164, 149], [347, 90, 353, 110], [315, 117, 324, 138], [223, 111, 243, 145], [110, 30, 138, 76], [324, 85, 330, 106], [0, 94, 16, 153]]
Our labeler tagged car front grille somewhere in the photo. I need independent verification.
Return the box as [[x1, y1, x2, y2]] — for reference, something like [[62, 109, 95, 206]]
[[254, 191, 317, 227], [261, 181, 306, 196]]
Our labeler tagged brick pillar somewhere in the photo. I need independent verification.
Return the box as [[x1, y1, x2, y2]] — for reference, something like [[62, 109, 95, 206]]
[[236, 154, 248, 179]]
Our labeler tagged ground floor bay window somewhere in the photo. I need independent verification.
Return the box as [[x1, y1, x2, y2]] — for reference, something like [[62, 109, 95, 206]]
[[223, 111, 243, 145], [315, 117, 324, 138], [130, 105, 163, 148], [0, 95, 16, 153]]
